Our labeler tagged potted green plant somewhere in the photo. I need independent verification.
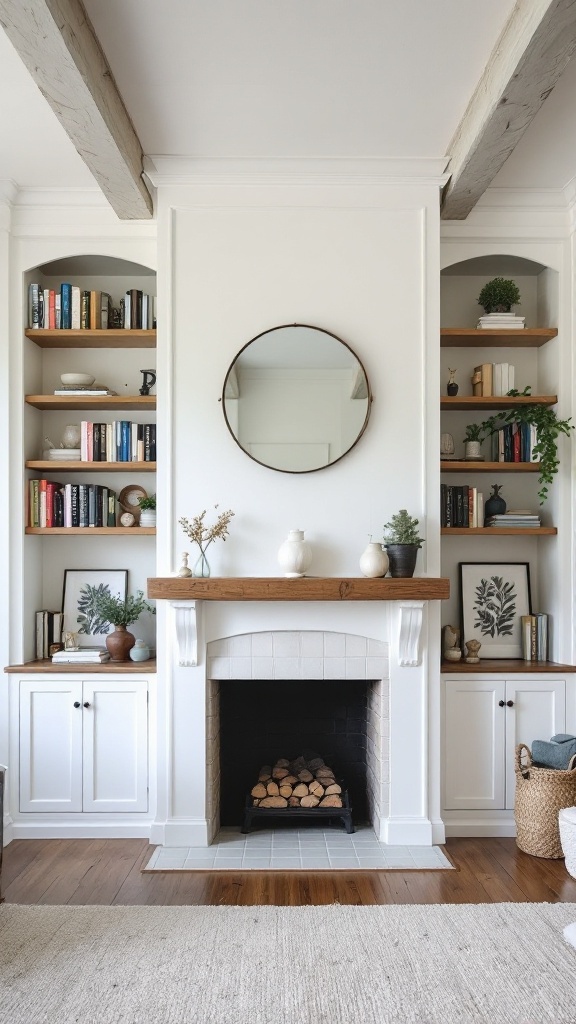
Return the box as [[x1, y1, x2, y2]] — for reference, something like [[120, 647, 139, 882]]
[[383, 509, 425, 578], [477, 278, 521, 314], [138, 493, 156, 527], [90, 589, 155, 661], [463, 422, 487, 461]]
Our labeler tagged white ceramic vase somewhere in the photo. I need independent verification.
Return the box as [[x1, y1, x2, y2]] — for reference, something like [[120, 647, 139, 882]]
[[359, 541, 389, 578], [465, 440, 482, 460], [139, 509, 156, 527], [277, 529, 312, 578], [61, 423, 81, 449]]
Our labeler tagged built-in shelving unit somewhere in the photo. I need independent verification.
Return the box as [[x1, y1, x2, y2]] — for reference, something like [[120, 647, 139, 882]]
[[25, 328, 156, 348], [26, 395, 156, 411], [441, 395, 556, 411], [440, 328, 557, 347], [26, 460, 156, 472]]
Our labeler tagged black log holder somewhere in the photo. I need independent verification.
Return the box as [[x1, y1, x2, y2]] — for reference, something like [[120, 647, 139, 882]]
[[241, 789, 354, 835]]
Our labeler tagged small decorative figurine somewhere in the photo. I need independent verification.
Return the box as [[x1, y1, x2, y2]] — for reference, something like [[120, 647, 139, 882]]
[[63, 631, 79, 651], [177, 552, 193, 578], [139, 369, 157, 396], [464, 639, 481, 664], [443, 624, 462, 661], [447, 368, 459, 397], [440, 432, 456, 460]]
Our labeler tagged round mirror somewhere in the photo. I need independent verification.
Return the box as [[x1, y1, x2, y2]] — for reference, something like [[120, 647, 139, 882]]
[[222, 324, 372, 473]]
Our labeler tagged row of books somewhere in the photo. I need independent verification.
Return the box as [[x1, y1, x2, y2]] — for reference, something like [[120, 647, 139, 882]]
[[27, 283, 156, 330], [472, 362, 515, 397], [29, 481, 118, 528], [36, 609, 63, 659], [79, 421, 156, 463], [488, 422, 538, 463], [521, 613, 548, 662], [440, 485, 485, 528]]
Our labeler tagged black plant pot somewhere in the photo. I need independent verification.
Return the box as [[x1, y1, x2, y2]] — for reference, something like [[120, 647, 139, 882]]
[[385, 544, 419, 578]]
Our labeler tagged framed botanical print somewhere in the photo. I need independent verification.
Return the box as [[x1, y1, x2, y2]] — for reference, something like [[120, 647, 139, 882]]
[[62, 569, 128, 647], [459, 562, 531, 659]]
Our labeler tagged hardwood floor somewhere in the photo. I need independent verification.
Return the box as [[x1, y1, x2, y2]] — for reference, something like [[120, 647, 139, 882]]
[[3, 837, 576, 905]]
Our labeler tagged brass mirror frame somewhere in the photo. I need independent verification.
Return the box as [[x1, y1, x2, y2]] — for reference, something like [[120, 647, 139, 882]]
[[221, 323, 373, 474]]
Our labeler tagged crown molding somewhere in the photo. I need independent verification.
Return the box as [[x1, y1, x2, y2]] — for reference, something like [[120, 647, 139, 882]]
[[144, 156, 450, 188]]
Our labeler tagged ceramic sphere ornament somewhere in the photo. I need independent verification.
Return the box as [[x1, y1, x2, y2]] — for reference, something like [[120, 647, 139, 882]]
[[277, 529, 312, 578], [120, 512, 136, 527]]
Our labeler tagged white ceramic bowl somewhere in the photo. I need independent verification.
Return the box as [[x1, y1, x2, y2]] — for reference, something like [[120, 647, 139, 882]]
[[60, 372, 95, 387]]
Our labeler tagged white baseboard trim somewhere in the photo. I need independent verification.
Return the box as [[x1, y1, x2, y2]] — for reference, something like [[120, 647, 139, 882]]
[[151, 818, 209, 847], [444, 822, 517, 838], [10, 822, 153, 840], [2, 819, 14, 846], [380, 816, 434, 845], [431, 816, 447, 846]]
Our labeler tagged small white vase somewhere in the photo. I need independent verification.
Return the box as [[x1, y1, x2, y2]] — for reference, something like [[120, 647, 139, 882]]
[[277, 529, 312, 578], [465, 440, 482, 460], [139, 509, 156, 527], [359, 541, 389, 578], [61, 423, 81, 449]]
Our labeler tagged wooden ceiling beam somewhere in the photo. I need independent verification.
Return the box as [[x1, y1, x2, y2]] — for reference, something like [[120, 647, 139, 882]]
[[441, 0, 576, 220], [0, 0, 152, 219]]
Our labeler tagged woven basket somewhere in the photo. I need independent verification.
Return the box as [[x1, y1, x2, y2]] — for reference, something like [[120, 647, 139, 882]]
[[514, 743, 576, 858]]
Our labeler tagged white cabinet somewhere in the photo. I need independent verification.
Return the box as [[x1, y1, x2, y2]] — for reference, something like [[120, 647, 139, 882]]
[[443, 676, 565, 814], [19, 678, 148, 814]]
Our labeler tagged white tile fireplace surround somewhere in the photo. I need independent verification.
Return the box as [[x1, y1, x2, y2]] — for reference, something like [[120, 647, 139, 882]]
[[205, 631, 390, 843]]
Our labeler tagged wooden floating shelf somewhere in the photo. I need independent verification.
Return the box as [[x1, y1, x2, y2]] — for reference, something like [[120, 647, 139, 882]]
[[26, 460, 156, 472], [25, 527, 156, 535], [441, 461, 541, 473], [441, 527, 556, 536], [26, 395, 156, 411], [25, 329, 156, 348], [441, 395, 557, 411], [147, 576, 450, 602], [442, 659, 575, 674], [4, 659, 157, 674], [440, 328, 557, 348]]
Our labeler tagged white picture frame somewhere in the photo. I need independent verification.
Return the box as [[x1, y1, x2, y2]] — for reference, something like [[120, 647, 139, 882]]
[[459, 562, 531, 659], [62, 569, 128, 648]]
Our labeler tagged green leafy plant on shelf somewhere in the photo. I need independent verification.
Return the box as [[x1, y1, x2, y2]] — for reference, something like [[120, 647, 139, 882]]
[[468, 387, 574, 503], [463, 422, 488, 443], [477, 277, 521, 314], [383, 509, 425, 548], [88, 589, 155, 628], [137, 494, 156, 511]]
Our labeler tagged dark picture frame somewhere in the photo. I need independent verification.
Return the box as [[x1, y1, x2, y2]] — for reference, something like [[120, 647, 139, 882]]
[[62, 569, 128, 648], [459, 562, 531, 659]]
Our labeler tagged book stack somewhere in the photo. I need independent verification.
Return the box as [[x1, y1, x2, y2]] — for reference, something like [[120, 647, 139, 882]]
[[441, 484, 484, 528], [28, 283, 114, 330], [121, 290, 155, 329], [521, 613, 548, 661], [471, 362, 514, 396], [79, 421, 156, 462], [53, 384, 117, 396], [485, 510, 541, 528], [36, 610, 63, 658], [52, 646, 110, 664], [490, 422, 538, 462], [477, 313, 525, 329], [28, 480, 118, 528]]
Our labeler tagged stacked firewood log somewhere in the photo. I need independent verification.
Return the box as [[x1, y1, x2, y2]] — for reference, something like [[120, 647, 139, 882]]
[[250, 755, 343, 809]]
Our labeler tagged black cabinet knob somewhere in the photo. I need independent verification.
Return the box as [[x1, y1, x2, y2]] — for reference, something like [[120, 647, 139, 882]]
[[498, 700, 505, 707], [73, 701, 81, 708], [83, 702, 91, 708], [507, 700, 514, 707]]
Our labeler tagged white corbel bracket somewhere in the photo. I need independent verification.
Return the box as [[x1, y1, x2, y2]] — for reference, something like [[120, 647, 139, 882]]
[[397, 601, 424, 666], [171, 600, 201, 666]]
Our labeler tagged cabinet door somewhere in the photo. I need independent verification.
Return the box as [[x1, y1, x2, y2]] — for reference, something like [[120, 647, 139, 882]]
[[82, 680, 148, 812], [19, 680, 83, 811], [504, 678, 566, 809], [444, 679, 505, 810]]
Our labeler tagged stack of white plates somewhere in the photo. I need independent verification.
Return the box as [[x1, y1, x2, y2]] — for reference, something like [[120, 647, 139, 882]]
[[48, 449, 81, 460]]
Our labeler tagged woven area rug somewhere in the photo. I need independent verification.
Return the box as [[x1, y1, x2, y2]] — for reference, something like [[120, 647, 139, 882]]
[[2, 903, 576, 1023]]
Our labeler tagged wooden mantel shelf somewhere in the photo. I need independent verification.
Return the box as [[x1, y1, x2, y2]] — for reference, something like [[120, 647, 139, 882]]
[[147, 576, 450, 602]]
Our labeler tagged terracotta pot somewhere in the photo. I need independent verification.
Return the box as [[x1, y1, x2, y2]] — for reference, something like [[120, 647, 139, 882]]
[[106, 625, 136, 662], [385, 544, 419, 578]]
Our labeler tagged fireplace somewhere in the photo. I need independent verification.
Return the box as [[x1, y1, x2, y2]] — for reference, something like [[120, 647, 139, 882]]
[[206, 631, 389, 843]]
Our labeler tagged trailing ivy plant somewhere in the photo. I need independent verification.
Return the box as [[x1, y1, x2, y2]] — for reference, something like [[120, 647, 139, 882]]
[[479, 387, 574, 503]]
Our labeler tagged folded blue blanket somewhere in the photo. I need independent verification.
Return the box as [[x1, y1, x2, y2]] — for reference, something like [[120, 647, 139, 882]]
[[532, 734, 576, 769]]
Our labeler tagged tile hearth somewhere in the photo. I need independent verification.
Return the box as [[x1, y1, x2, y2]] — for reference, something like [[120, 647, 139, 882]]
[[143, 826, 453, 871]]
